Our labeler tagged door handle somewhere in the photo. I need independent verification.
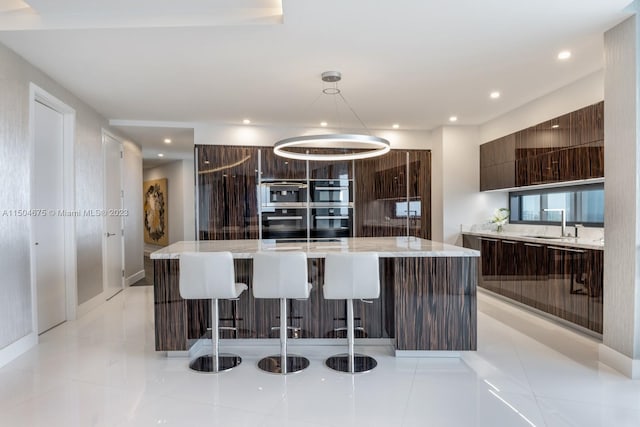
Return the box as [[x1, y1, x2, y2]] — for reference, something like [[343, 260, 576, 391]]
[[106, 232, 116, 237]]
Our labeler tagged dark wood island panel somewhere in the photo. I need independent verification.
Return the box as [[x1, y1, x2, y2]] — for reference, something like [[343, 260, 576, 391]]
[[392, 257, 477, 351], [154, 253, 477, 353]]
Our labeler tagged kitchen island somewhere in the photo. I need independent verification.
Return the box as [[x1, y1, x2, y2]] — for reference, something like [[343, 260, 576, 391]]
[[151, 237, 479, 355]]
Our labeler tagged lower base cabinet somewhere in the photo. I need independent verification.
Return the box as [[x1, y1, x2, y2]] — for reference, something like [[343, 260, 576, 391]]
[[463, 234, 603, 334]]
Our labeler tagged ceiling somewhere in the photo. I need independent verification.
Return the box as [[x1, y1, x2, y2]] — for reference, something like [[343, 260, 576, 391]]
[[0, 0, 633, 161]]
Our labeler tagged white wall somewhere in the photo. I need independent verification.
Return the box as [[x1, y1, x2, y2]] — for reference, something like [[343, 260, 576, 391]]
[[602, 14, 640, 373], [194, 123, 434, 150], [123, 140, 144, 282], [0, 41, 133, 366], [480, 71, 604, 143], [144, 159, 194, 244], [440, 126, 507, 245]]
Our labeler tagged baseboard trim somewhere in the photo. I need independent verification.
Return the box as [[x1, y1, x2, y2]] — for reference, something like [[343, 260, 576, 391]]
[[395, 350, 461, 358], [599, 344, 640, 379], [0, 332, 37, 368], [77, 291, 105, 317], [125, 270, 145, 287]]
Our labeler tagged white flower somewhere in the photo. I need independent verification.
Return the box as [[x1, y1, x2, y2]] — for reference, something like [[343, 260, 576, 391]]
[[491, 208, 510, 226]]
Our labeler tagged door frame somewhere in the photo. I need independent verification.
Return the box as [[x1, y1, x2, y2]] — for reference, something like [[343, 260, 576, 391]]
[[101, 129, 125, 298], [29, 83, 78, 335]]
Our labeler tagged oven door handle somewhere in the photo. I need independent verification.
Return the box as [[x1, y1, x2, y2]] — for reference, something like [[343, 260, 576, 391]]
[[266, 216, 303, 221], [314, 186, 349, 191]]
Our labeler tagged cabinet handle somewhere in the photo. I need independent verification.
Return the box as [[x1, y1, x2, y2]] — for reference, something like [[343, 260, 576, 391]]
[[315, 216, 350, 220], [501, 240, 517, 244], [548, 245, 585, 253], [478, 237, 498, 242], [524, 243, 543, 248], [266, 216, 303, 221]]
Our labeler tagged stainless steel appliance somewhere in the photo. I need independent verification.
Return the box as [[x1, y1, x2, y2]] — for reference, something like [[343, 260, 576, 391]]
[[261, 208, 308, 240], [311, 207, 352, 238], [310, 180, 352, 205], [261, 182, 307, 207]]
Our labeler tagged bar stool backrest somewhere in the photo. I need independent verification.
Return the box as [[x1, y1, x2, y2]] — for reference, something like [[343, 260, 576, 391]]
[[253, 252, 310, 299], [179, 252, 237, 300], [323, 252, 380, 300]]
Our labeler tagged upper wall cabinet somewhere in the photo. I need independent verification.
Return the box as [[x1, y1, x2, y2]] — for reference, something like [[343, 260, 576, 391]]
[[480, 101, 604, 191]]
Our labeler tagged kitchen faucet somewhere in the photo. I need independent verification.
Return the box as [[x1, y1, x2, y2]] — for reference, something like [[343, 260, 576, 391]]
[[543, 208, 567, 237]]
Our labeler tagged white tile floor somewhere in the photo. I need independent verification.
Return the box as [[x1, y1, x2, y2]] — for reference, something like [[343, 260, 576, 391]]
[[2, 287, 640, 427]]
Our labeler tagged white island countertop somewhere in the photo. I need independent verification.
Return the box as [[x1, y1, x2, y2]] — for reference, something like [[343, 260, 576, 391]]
[[150, 236, 480, 259]]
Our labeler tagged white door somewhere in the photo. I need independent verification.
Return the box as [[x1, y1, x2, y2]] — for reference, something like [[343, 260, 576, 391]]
[[33, 101, 66, 333], [103, 133, 124, 299]]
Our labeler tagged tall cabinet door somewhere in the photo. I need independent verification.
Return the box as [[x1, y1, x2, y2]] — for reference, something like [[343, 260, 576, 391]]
[[478, 237, 500, 293], [408, 150, 431, 239], [547, 246, 589, 328], [520, 242, 548, 311], [355, 151, 409, 237], [196, 145, 260, 240], [499, 240, 522, 301], [354, 150, 431, 239], [586, 250, 603, 333]]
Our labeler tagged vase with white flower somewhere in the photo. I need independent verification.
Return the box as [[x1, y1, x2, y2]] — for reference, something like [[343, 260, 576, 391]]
[[491, 208, 510, 232]]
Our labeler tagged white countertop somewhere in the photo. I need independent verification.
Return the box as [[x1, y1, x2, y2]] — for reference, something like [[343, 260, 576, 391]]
[[150, 237, 480, 259], [462, 230, 604, 250]]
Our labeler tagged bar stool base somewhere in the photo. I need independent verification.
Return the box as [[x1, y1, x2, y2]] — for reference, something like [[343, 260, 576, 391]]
[[325, 353, 377, 373], [189, 354, 242, 373], [257, 355, 310, 374]]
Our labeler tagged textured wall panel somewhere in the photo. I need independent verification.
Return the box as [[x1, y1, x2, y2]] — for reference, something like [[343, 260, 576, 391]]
[[603, 15, 640, 359], [0, 75, 33, 349]]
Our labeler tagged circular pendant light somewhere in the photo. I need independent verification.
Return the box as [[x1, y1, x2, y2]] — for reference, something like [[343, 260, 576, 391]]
[[274, 134, 390, 161], [273, 71, 391, 162]]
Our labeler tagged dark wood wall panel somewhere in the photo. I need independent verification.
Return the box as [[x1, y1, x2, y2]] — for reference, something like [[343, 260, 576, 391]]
[[394, 257, 477, 351]]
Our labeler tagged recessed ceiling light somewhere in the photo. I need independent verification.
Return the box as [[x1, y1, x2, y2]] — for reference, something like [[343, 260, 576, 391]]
[[557, 50, 571, 60], [392, 124, 400, 129], [242, 119, 251, 125], [449, 116, 458, 122], [163, 138, 171, 144], [320, 121, 328, 127], [158, 153, 164, 157], [551, 124, 560, 129], [490, 91, 501, 99]]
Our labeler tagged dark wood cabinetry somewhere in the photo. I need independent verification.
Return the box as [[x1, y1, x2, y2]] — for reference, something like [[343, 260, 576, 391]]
[[463, 234, 603, 334], [480, 134, 515, 191], [547, 246, 589, 329], [498, 239, 522, 301], [196, 145, 260, 240], [480, 101, 604, 191], [355, 150, 431, 239], [197, 145, 431, 240], [520, 242, 548, 312]]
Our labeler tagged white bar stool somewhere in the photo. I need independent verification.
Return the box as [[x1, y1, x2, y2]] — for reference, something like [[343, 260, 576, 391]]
[[253, 252, 312, 374], [179, 252, 247, 373], [323, 252, 380, 373]]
